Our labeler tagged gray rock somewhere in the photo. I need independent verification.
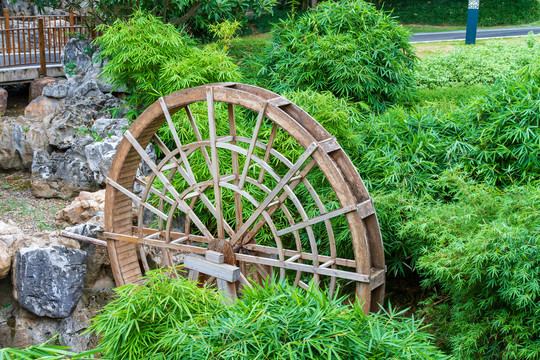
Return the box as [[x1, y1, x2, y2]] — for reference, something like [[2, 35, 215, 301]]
[[31, 146, 101, 199], [24, 95, 64, 117], [46, 93, 124, 149], [61, 38, 99, 79], [64, 223, 102, 239], [0, 116, 49, 171], [15, 246, 86, 318], [42, 81, 69, 99], [69, 79, 103, 99], [92, 117, 129, 138], [0, 87, 7, 114], [84, 136, 120, 184]]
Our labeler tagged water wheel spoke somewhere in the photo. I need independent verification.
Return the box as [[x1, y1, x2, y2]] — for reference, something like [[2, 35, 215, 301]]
[[238, 101, 268, 191], [185, 105, 212, 169], [158, 97, 196, 184], [124, 130, 214, 240], [206, 87, 225, 239], [229, 103, 243, 230], [230, 142, 318, 246], [106, 177, 169, 221], [257, 122, 278, 184]]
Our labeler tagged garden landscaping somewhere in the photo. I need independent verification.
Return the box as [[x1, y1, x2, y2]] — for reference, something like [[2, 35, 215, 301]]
[[0, 0, 539, 359]]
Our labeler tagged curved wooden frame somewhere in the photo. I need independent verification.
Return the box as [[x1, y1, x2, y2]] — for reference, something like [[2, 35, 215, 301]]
[[104, 83, 385, 313]]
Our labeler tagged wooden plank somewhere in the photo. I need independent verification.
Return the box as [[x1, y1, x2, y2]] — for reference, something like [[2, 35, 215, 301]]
[[369, 268, 385, 290], [276, 204, 357, 237], [106, 177, 168, 221], [184, 255, 240, 282], [235, 253, 369, 283], [137, 227, 212, 243], [318, 137, 341, 153], [185, 105, 212, 168], [267, 96, 291, 107], [123, 130, 214, 240], [243, 243, 356, 268], [217, 278, 237, 302], [206, 250, 224, 264], [104, 232, 207, 255], [228, 103, 243, 230], [159, 96, 196, 184]]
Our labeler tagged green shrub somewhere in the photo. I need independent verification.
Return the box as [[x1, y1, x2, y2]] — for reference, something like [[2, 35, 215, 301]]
[[401, 174, 540, 360], [0, 343, 100, 359], [95, 11, 241, 117], [377, 0, 540, 26], [455, 72, 540, 186], [260, 0, 418, 111], [355, 66, 540, 274], [417, 84, 488, 104], [89, 272, 448, 359], [417, 36, 540, 89]]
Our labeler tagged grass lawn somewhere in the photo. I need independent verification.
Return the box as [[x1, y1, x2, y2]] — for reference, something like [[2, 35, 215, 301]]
[[412, 36, 530, 57], [405, 19, 540, 33]]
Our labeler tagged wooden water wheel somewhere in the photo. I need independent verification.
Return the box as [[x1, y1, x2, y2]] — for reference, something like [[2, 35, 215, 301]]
[[104, 83, 385, 313]]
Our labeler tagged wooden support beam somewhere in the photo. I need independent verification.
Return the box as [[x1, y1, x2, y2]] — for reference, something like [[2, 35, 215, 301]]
[[184, 255, 240, 282]]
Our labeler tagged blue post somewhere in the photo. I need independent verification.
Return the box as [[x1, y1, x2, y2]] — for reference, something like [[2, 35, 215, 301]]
[[465, 0, 480, 45]]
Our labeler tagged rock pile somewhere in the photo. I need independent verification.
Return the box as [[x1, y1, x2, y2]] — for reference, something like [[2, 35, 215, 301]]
[[0, 38, 157, 199], [0, 219, 112, 351]]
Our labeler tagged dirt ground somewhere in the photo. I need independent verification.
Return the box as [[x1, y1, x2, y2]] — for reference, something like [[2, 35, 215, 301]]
[[0, 171, 69, 233]]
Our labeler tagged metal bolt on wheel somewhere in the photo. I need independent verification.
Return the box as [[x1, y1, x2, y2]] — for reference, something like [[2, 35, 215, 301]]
[[104, 83, 385, 313]]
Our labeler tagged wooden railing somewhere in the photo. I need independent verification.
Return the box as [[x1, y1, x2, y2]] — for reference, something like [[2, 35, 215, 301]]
[[0, 10, 95, 75]]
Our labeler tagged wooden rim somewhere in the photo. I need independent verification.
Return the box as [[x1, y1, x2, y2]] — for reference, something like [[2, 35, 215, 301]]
[[104, 83, 385, 313]]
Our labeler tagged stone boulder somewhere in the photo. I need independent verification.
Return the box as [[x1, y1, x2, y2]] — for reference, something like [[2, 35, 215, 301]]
[[0, 116, 49, 170], [92, 117, 129, 138], [0, 87, 7, 115], [55, 190, 105, 228], [31, 142, 101, 199], [0, 220, 80, 262], [62, 38, 117, 93], [28, 77, 58, 102], [24, 96, 64, 117], [45, 94, 124, 150], [42, 80, 69, 99], [15, 245, 86, 318], [0, 242, 10, 279], [84, 136, 120, 184]]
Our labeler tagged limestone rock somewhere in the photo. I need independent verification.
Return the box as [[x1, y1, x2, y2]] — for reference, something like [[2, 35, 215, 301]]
[[24, 96, 64, 117], [0, 87, 7, 115], [92, 117, 129, 138], [42, 80, 69, 99], [62, 38, 100, 78], [0, 242, 10, 279], [85, 136, 120, 184], [0, 116, 49, 170], [28, 77, 58, 102], [64, 222, 110, 288], [0, 220, 80, 266], [31, 146, 100, 199], [0, 220, 24, 249], [46, 94, 124, 150], [15, 245, 86, 318], [69, 78, 103, 99], [55, 190, 105, 228]]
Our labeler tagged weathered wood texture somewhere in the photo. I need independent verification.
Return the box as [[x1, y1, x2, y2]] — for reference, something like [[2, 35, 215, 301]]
[[104, 83, 386, 314]]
